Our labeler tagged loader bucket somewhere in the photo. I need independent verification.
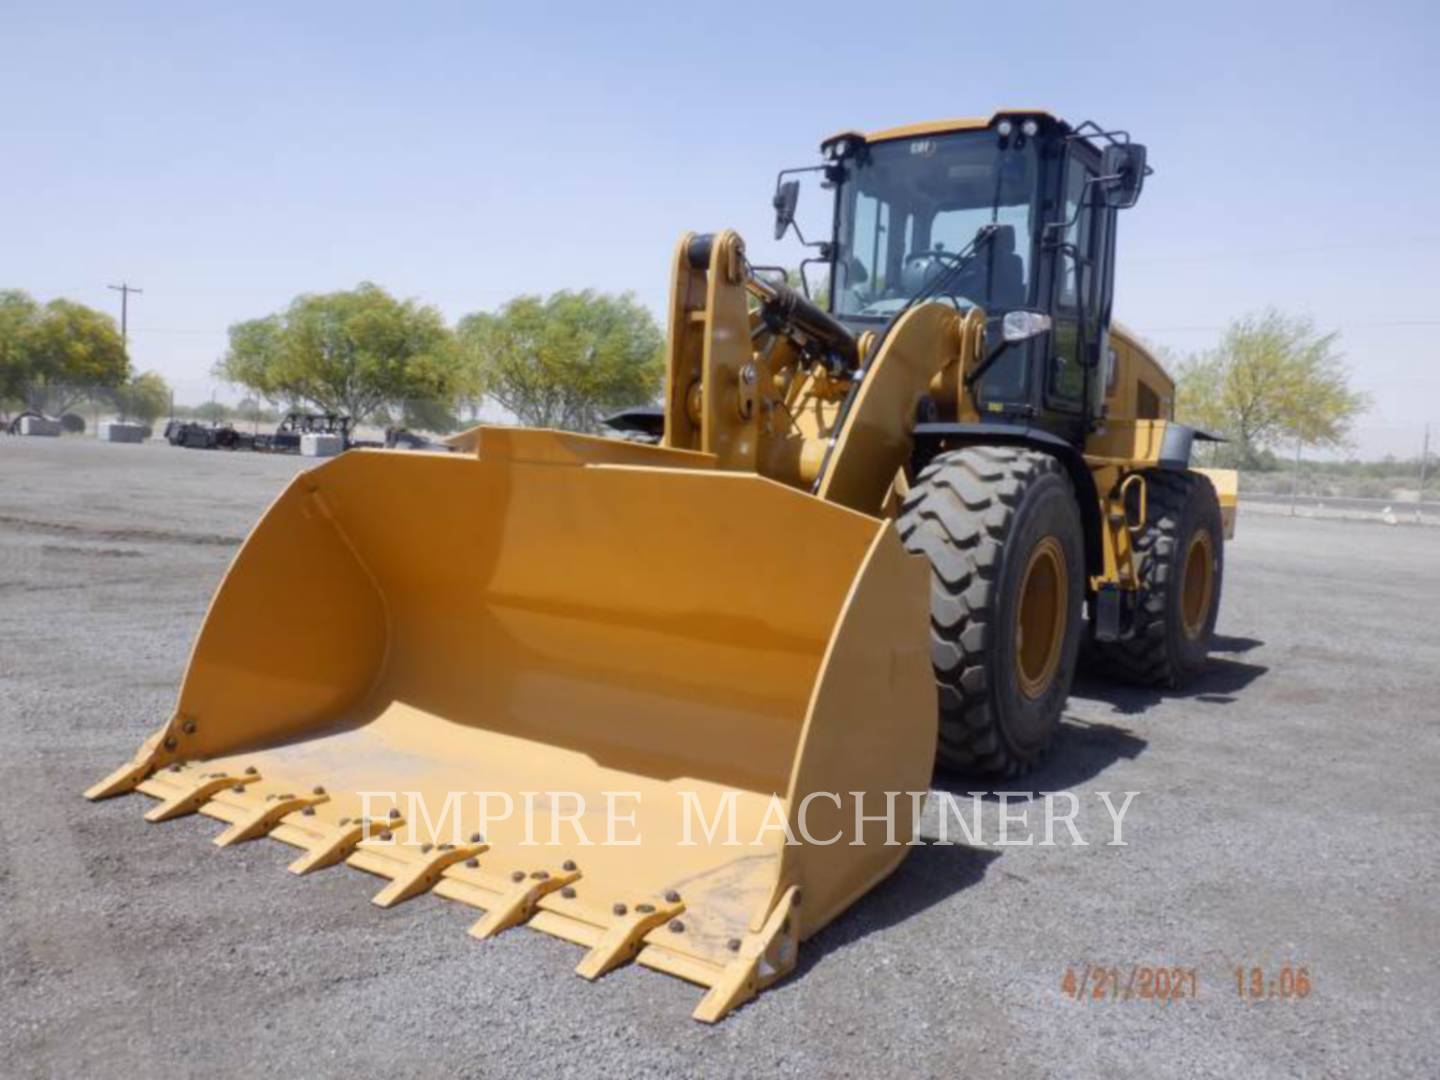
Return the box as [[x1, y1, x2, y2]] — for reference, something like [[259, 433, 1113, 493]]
[[87, 429, 935, 1021]]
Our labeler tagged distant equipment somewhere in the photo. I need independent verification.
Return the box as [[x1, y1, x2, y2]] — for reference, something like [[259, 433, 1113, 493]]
[[254, 413, 354, 454], [163, 419, 253, 451], [8, 411, 62, 437], [99, 421, 147, 444]]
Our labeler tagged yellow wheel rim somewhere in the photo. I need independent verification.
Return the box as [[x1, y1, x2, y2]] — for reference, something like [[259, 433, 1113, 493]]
[[1015, 536, 1067, 700], [1180, 529, 1215, 640]]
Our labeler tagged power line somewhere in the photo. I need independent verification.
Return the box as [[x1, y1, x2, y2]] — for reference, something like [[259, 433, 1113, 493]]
[[1136, 319, 1440, 334], [1127, 236, 1440, 266], [127, 327, 222, 336]]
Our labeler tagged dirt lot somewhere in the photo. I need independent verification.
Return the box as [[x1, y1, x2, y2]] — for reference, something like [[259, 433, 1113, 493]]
[[2, 437, 1437, 1077]]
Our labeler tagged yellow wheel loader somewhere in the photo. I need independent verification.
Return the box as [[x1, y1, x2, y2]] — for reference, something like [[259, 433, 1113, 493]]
[[87, 110, 1236, 1021]]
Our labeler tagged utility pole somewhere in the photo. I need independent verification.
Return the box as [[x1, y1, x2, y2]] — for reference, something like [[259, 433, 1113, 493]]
[[1420, 423, 1432, 523], [1290, 437, 1302, 516], [106, 282, 143, 347]]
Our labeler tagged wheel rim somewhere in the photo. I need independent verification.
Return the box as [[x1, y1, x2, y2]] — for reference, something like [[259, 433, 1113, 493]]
[[1180, 529, 1215, 640], [1015, 536, 1067, 700]]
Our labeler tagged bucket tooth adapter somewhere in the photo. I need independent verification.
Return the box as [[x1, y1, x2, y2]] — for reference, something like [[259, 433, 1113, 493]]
[[91, 111, 1235, 1020]]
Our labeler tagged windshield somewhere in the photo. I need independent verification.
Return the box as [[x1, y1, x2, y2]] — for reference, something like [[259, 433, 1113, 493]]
[[831, 131, 1040, 319]]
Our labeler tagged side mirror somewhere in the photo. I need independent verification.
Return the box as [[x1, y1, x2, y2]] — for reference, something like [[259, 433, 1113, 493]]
[[1100, 143, 1148, 208], [773, 179, 800, 240]]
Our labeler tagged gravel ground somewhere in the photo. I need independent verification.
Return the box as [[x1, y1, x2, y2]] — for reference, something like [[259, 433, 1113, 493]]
[[2, 437, 1437, 1078]]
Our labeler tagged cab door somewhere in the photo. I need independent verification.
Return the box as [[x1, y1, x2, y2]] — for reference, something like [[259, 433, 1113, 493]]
[[1046, 143, 1115, 434]]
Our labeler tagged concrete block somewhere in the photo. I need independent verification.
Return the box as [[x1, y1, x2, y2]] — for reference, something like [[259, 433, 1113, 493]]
[[18, 416, 61, 437], [300, 432, 345, 458], [99, 421, 147, 443]]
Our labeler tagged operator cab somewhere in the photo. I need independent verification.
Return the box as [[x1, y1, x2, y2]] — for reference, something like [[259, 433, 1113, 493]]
[[773, 111, 1148, 446]]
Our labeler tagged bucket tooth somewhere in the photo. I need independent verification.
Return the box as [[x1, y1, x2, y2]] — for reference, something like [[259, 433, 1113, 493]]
[[365, 841, 489, 909], [212, 792, 330, 847], [464, 867, 582, 940], [85, 757, 157, 801], [692, 886, 801, 1023], [286, 816, 405, 875], [143, 769, 261, 822], [575, 897, 686, 981], [85, 732, 166, 800]]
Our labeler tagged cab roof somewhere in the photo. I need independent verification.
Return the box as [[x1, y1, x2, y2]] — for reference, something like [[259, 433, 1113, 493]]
[[823, 110, 1062, 151]]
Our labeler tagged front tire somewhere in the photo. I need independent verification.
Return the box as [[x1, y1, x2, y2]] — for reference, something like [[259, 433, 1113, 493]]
[[898, 447, 1085, 776]]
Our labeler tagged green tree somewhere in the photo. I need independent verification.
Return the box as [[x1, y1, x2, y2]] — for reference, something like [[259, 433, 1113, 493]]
[[0, 291, 128, 415], [370, 397, 462, 434], [216, 283, 461, 421], [113, 371, 171, 425], [235, 396, 279, 425], [457, 290, 663, 432], [0, 290, 39, 410], [27, 299, 128, 414], [1176, 310, 1369, 467], [221, 315, 286, 402], [194, 400, 231, 423]]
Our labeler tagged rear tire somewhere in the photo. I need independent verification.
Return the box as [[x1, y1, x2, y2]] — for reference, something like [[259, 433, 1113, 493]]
[[1091, 470, 1224, 687], [897, 447, 1085, 776]]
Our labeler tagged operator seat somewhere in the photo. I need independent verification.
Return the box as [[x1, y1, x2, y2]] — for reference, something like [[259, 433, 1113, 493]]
[[985, 225, 1027, 309]]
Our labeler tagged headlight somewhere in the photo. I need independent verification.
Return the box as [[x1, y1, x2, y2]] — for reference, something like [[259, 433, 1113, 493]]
[[1021, 118, 1039, 138], [996, 119, 1014, 137], [1002, 311, 1053, 342]]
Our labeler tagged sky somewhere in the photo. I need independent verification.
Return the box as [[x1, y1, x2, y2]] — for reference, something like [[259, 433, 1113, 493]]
[[4, 0, 1438, 457]]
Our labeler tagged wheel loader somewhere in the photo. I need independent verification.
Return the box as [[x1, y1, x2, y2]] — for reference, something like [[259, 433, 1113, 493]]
[[86, 110, 1237, 1021]]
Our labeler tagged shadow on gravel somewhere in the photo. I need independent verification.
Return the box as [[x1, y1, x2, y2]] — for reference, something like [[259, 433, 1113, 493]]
[[1016, 717, 1146, 791], [795, 840, 1000, 977], [1211, 634, 1265, 655], [927, 717, 1149, 798], [1073, 654, 1270, 714], [792, 715, 1149, 977]]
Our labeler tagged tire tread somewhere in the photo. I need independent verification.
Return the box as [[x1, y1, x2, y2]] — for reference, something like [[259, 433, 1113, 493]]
[[1091, 470, 1217, 687], [897, 446, 1067, 775]]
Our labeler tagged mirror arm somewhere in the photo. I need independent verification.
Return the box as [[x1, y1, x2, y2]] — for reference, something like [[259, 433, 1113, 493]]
[[785, 220, 836, 254]]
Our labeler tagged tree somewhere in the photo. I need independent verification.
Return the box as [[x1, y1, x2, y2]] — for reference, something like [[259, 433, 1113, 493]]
[[220, 315, 286, 403], [235, 396, 279, 425], [370, 396, 461, 434], [0, 291, 128, 415], [1176, 310, 1369, 468], [26, 298, 128, 414], [457, 290, 663, 432], [216, 283, 461, 422], [194, 400, 231, 423], [113, 371, 171, 424], [0, 291, 39, 410]]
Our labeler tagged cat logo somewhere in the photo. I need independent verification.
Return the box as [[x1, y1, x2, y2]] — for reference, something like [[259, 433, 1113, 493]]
[[909, 139, 936, 157]]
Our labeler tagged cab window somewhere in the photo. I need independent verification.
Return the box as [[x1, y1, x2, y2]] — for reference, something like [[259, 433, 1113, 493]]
[[1050, 152, 1098, 406]]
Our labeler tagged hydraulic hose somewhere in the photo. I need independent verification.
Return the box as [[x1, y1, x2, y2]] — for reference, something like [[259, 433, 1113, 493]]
[[745, 274, 859, 371]]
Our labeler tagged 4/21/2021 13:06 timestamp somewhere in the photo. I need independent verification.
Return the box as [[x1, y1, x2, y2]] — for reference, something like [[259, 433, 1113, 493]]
[[1060, 965, 1314, 1004]]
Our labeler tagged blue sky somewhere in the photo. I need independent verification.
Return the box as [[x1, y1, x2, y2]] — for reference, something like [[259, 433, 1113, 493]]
[[4, 1, 1438, 456]]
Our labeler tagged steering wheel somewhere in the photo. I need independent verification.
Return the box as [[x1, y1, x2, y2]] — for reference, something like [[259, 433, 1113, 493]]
[[902, 249, 980, 296], [904, 248, 967, 268]]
